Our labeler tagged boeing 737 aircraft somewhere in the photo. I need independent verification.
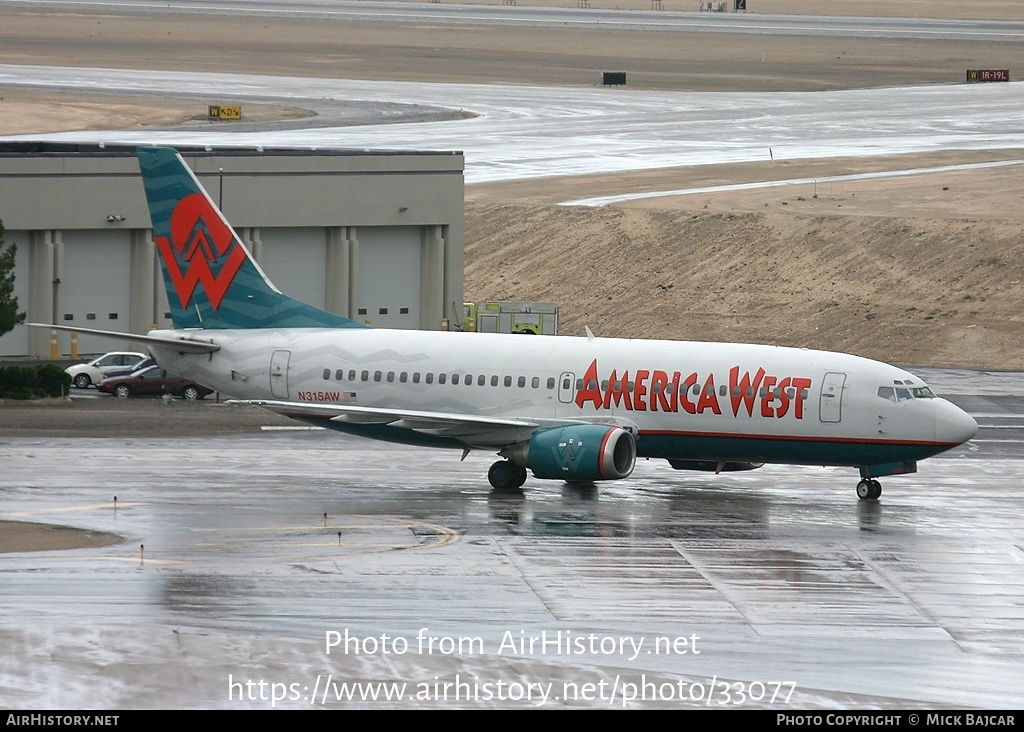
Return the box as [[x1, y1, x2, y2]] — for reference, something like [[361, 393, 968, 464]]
[[41, 147, 979, 499]]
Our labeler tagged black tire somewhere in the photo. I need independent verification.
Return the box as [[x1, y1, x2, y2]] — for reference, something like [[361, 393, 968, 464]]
[[113, 384, 131, 399], [182, 386, 201, 401], [488, 461, 523, 492], [857, 479, 879, 501], [73, 373, 91, 389]]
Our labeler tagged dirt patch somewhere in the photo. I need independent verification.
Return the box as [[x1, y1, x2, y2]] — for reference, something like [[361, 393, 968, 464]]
[[0, 88, 313, 136], [464, 199, 1024, 369], [0, 519, 120, 553]]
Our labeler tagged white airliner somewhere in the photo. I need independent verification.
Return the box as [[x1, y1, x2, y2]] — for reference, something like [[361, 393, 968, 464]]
[[40, 147, 979, 499]]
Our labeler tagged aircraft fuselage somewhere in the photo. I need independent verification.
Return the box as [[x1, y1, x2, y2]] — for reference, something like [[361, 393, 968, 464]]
[[149, 327, 976, 472]]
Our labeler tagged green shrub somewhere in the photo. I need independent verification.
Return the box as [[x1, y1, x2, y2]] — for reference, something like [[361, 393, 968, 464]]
[[0, 365, 72, 399]]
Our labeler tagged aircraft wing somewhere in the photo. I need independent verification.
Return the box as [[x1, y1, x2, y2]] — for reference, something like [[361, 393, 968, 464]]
[[27, 323, 220, 354], [232, 399, 613, 448]]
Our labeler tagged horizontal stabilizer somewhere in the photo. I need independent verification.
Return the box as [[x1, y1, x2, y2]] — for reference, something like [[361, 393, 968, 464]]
[[27, 323, 220, 354]]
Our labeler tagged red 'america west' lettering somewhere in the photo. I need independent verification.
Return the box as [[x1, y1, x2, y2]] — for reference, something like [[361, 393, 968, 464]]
[[573, 359, 812, 419]]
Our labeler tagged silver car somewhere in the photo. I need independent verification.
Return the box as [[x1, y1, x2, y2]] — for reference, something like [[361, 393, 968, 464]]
[[66, 351, 147, 389]]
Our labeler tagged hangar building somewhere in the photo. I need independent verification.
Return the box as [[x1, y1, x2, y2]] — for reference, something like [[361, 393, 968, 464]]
[[0, 143, 465, 358]]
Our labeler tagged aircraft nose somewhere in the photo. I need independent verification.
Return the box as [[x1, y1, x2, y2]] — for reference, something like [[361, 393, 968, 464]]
[[934, 399, 978, 446]]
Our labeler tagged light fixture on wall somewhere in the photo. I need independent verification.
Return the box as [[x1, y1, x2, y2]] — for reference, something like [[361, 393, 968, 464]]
[[106, 215, 126, 223]]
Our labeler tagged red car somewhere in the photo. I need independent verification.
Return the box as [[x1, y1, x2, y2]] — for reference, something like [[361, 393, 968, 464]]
[[98, 366, 214, 400]]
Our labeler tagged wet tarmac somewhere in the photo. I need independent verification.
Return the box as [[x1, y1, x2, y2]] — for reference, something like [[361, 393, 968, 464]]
[[1, 373, 1021, 708], [6, 65, 1024, 184]]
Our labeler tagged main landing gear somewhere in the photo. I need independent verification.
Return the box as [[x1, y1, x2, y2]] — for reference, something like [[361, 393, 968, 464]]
[[488, 460, 528, 492], [856, 478, 882, 501]]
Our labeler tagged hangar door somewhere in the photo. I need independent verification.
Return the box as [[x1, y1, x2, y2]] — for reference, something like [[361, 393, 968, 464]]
[[61, 230, 133, 355], [355, 227, 421, 329], [258, 228, 329, 311]]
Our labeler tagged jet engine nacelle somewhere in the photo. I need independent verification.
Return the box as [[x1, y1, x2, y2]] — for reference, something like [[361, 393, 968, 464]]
[[504, 424, 636, 482], [667, 459, 763, 472]]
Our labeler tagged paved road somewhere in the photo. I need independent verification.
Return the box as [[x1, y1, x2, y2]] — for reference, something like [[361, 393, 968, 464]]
[[4, 0, 1024, 41]]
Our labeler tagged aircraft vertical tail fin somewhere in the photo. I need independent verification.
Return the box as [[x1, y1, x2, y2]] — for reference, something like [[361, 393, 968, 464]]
[[137, 146, 366, 330]]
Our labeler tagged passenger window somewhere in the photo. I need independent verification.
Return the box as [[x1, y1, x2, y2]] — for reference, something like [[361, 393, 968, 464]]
[[490, 375, 499, 386], [348, 370, 356, 381], [412, 373, 420, 384], [547, 378, 555, 390], [426, 373, 433, 384], [562, 377, 571, 390], [478, 375, 486, 386], [532, 377, 540, 389], [399, 372, 408, 383], [504, 376, 512, 387], [518, 376, 527, 388], [452, 374, 460, 385], [373, 371, 382, 382], [322, 369, 331, 380], [335, 369, 344, 380], [361, 370, 369, 381]]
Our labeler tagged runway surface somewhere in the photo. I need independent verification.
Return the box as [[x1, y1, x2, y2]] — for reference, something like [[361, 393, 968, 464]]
[[1, 373, 1022, 708], [5, 65, 1024, 184], [5, 0, 1024, 41]]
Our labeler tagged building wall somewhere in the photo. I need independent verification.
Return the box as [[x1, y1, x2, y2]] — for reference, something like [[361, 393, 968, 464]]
[[0, 144, 464, 357]]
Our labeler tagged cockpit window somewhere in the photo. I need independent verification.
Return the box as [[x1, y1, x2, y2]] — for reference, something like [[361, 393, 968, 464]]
[[880, 382, 936, 401]]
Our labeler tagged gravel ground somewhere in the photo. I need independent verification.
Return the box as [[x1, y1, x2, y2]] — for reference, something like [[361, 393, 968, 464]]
[[0, 394, 295, 437]]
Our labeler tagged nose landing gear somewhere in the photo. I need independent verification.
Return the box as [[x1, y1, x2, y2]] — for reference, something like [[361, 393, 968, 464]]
[[856, 478, 882, 500]]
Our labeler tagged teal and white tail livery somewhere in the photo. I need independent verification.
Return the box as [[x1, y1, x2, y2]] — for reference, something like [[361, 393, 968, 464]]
[[137, 146, 366, 330]]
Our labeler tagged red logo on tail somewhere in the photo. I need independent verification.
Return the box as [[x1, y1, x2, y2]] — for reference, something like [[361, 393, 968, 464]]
[[154, 193, 247, 310]]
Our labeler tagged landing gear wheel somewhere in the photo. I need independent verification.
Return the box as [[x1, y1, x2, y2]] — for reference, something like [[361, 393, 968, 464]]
[[857, 479, 882, 500], [488, 460, 526, 491]]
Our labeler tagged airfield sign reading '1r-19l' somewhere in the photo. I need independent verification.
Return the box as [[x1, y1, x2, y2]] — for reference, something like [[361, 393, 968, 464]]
[[42, 147, 979, 500]]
